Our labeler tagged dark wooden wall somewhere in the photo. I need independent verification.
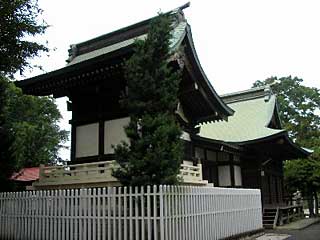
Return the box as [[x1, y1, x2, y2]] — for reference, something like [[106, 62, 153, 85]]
[[241, 150, 285, 207]]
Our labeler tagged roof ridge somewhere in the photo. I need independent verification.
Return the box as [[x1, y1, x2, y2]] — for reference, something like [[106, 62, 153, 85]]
[[67, 3, 190, 63], [221, 85, 273, 104]]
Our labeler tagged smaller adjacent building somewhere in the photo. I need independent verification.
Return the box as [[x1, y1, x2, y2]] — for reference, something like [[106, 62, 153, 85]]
[[10, 167, 40, 190], [199, 86, 311, 207]]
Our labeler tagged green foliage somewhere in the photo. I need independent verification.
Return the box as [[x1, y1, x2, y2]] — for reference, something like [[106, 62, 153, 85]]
[[0, 77, 14, 191], [0, 76, 68, 191], [284, 157, 320, 194], [0, 0, 48, 76], [0, 0, 67, 191], [253, 76, 320, 146], [113, 13, 183, 186], [253, 76, 320, 202]]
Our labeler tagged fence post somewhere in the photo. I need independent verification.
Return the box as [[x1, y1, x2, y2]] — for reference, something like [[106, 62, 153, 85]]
[[141, 186, 145, 240], [159, 185, 164, 240], [0, 186, 263, 240], [147, 185, 151, 240], [153, 185, 158, 240]]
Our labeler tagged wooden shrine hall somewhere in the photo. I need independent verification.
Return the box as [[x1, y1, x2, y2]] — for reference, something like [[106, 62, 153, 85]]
[[16, 5, 311, 227], [17, 6, 234, 189]]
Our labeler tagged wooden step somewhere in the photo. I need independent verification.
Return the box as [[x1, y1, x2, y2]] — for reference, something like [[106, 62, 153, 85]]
[[263, 224, 274, 229], [263, 208, 278, 229], [263, 220, 275, 224], [264, 210, 277, 213]]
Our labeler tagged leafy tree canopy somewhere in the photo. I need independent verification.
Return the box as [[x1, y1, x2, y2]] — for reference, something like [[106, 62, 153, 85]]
[[0, 0, 48, 76], [253, 76, 320, 215], [113, 13, 183, 186], [0, 0, 68, 191], [0, 76, 68, 191], [254, 76, 320, 147]]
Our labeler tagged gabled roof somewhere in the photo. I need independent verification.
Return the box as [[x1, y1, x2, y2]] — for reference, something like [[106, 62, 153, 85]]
[[200, 86, 284, 142], [16, 4, 233, 122], [66, 20, 187, 66], [10, 167, 39, 182], [199, 86, 311, 159]]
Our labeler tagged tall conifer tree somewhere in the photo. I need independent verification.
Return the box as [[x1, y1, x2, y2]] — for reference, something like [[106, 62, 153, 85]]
[[113, 13, 183, 186]]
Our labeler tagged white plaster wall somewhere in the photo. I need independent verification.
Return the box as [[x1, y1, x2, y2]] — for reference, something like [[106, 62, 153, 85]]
[[218, 165, 231, 186], [104, 117, 130, 154], [75, 123, 99, 158], [234, 165, 242, 186]]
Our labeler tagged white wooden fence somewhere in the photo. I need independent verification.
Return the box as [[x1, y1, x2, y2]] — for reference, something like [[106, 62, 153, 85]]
[[0, 186, 262, 240]]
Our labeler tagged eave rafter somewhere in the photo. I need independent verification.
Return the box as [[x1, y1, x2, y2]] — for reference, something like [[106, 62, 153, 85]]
[[17, 58, 126, 97], [16, 10, 233, 127]]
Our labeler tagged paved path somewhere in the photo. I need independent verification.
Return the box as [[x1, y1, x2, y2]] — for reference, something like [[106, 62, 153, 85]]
[[276, 218, 320, 230], [273, 222, 320, 240], [256, 221, 320, 240]]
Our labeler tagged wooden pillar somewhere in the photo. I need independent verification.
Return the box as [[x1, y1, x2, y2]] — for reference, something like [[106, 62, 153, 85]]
[[99, 120, 105, 158], [70, 123, 76, 162], [230, 154, 235, 187]]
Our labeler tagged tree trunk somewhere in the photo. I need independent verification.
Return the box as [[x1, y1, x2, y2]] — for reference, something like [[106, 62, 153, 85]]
[[307, 190, 315, 217], [314, 190, 319, 216]]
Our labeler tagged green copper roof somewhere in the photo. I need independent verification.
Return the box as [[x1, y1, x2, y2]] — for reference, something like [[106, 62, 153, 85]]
[[68, 22, 187, 66], [67, 34, 147, 66], [199, 87, 285, 142], [16, 4, 233, 121]]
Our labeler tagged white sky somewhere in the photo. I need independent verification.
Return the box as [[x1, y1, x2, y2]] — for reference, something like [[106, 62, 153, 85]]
[[22, 0, 320, 161]]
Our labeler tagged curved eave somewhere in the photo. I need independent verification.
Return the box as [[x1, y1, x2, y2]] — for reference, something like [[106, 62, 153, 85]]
[[192, 135, 243, 152], [185, 25, 234, 118], [236, 131, 311, 159], [233, 130, 286, 145], [17, 8, 191, 95], [17, 17, 234, 123], [266, 97, 282, 129], [283, 134, 313, 158], [273, 100, 283, 128], [17, 23, 235, 124], [15, 45, 132, 96]]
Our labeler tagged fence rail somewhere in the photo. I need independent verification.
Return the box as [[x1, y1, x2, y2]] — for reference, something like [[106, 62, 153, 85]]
[[34, 161, 207, 189], [0, 186, 262, 240], [35, 161, 119, 187], [179, 163, 208, 185]]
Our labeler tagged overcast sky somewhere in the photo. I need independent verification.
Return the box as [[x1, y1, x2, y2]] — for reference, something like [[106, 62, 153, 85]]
[[23, 0, 320, 160]]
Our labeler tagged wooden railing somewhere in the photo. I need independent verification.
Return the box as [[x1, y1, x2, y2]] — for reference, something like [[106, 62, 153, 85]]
[[34, 161, 119, 189], [278, 205, 304, 225], [179, 163, 208, 185], [33, 161, 208, 189]]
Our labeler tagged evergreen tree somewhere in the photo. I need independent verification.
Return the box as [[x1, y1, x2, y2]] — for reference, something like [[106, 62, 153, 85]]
[[113, 13, 183, 186]]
